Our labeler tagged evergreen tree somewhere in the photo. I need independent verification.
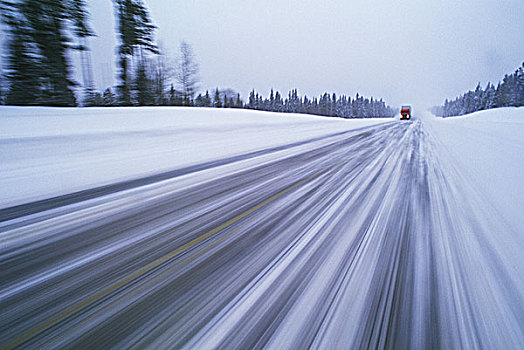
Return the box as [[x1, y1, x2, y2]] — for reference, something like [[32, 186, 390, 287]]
[[204, 94, 211, 107], [235, 93, 243, 108], [331, 93, 337, 117], [345, 96, 353, 117], [213, 88, 222, 108], [248, 90, 256, 108], [269, 88, 275, 110], [114, 0, 158, 105], [0, 75, 4, 105], [168, 84, 176, 105], [288, 89, 300, 113], [68, 0, 95, 105], [363, 97, 370, 117], [3, 0, 77, 106], [1, 1, 41, 105], [483, 82, 496, 110], [27, 0, 77, 106], [2, 0, 99, 106], [502, 71, 520, 107], [203, 90, 212, 107], [89, 91, 103, 106], [352, 93, 359, 116], [493, 82, 504, 108], [102, 88, 116, 106], [274, 91, 283, 112], [517, 62, 524, 106], [473, 83, 483, 111], [134, 61, 153, 105], [194, 93, 204, 107]]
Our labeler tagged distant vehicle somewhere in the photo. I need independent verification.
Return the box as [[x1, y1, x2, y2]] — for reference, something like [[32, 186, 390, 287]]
[[400, 105, 411, 120]]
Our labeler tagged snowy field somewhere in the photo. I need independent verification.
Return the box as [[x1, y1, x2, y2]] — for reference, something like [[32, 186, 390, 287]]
[[0, 107, 389, 208], [1, 106, 523, 348], [1, 106, 522, 221]]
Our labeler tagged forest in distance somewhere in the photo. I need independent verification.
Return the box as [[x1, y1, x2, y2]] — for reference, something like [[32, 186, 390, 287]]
[[432, 62, 524, 117], [0, 0, 395, 118]]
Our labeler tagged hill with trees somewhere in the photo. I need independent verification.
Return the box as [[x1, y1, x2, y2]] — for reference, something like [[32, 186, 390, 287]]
[[432, 63, 524, 117]]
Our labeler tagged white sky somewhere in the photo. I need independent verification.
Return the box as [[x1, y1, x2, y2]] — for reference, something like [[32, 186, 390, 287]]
[[67, 0, 524, 107]]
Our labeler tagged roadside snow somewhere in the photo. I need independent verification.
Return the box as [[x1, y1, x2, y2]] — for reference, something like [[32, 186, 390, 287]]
[[0, 106, 389, 208], [423, 107, 524, 232]]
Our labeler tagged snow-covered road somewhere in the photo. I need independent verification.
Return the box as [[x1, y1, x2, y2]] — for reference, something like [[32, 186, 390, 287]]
[[0, 107, 523, 349]]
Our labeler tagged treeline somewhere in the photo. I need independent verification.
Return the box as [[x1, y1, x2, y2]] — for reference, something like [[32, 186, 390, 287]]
[[88, 86, 395, 119], [243, 89, 394, 118], [0, 0, 395, 119], [191, 88, 395, 118], [432, 62, 524, 117]]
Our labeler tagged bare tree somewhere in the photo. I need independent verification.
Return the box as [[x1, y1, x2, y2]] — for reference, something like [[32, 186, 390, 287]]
[[176, 41, 199, 104]]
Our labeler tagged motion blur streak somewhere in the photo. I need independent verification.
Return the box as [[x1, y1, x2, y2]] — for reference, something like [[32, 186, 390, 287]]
[[1, 121, 522, 349]]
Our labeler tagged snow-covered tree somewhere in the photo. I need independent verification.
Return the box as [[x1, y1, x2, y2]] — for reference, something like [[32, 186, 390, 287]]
[[483, 82, 496, 110], [435, 62, 524, 117], [213, 88, 222, 108], [517, 62, 524, 106]]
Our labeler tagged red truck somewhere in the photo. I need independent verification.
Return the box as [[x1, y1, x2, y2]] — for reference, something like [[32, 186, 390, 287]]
[[400, 105, 411, 120]]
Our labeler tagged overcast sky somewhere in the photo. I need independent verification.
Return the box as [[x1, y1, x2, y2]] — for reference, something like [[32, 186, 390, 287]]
[[87, 0, 523, 108]]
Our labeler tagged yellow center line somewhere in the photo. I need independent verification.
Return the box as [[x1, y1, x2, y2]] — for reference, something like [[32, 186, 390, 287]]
[[4, 164, 335, 349]]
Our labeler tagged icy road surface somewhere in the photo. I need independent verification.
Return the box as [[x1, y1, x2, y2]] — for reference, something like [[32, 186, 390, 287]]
[[0, 108, 523, 349]]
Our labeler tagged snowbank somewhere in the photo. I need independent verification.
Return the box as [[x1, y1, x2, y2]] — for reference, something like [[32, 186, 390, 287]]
[[0, 106, 390, 208], [424, 107, 524, 231]]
